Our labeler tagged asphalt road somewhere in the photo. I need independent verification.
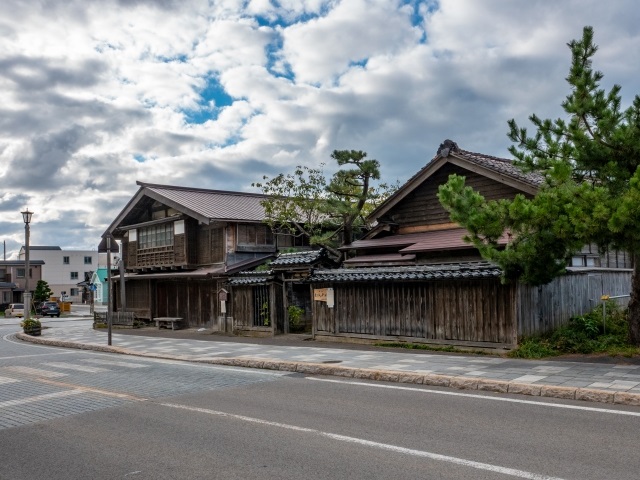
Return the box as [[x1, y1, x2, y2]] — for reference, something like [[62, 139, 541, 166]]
[[1, 322, 640, 480]]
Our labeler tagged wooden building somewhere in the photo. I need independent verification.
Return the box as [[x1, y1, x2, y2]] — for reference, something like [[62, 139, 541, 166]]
[[307, 140, 632, 349], [103, 181, 307, 328], [227, 250, 335, 335]]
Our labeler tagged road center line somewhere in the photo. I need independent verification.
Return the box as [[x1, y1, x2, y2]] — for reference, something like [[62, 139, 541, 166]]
[[306, 378, 640, 416], [160, 402, 564, 480]]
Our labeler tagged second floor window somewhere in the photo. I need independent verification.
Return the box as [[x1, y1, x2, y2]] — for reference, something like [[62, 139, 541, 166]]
[[17, 268, 25, 278], [139, 223, 174, 249], [63, 256, 70, 264], [237, 224, 274, 247], [70, 272, 78, 280], [84, 256, 92, 264]]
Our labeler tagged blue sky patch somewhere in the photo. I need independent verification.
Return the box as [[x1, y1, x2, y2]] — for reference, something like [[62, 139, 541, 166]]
[[184, 76, 234, 124]]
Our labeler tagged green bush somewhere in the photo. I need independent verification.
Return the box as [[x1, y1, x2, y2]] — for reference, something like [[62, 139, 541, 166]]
[[509, 301, 635, 358]]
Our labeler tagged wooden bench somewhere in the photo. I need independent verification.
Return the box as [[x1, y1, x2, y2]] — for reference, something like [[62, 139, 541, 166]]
[[154, 317, 183, 330]]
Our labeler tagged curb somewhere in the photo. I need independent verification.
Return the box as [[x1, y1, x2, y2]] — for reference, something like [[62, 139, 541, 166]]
[[15, 333, 640, 407]]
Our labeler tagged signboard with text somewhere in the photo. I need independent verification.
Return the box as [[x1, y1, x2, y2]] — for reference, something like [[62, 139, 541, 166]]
[[314, 288, 327, 302]]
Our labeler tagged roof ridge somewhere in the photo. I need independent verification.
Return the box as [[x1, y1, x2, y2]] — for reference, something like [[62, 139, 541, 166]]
[[457, 149, 512, 163], [137, 181, 268, 198]]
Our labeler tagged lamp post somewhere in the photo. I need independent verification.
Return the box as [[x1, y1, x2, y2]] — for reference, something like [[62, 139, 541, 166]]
[[21, 209, 33, 321]]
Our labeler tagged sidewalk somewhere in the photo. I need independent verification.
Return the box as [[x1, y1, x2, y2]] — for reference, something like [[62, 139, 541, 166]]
[[16, 325, 640, 407]]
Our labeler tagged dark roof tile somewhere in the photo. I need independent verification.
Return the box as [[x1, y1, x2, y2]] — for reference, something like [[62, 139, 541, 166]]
[[308, 261, 501, 283]]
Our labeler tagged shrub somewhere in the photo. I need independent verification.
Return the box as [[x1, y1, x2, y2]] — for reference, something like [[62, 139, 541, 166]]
[[509, 301, 634, 358]]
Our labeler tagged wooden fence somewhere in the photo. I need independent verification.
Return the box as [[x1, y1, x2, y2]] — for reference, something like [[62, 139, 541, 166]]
[[517, 269, 632, 337], [93, 311, 136, 326], [312, 269, 632, 348], [313, 279, 517, 348]]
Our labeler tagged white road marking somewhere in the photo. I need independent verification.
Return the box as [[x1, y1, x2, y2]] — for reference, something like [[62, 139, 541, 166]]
[[0, 376, 19, 385], [160, 402, 565, 480], [0, 390, 82, 408], [307, 378, 640, 417], [0, 351, 76, 360], [82, 359, 149, 368], [1, 366, 68, 378], [42, 362, 110, 373]]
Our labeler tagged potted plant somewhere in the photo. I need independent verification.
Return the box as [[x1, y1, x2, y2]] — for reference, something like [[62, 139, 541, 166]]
[[21, 318, 42, 336], [287, 305, 305, 333]]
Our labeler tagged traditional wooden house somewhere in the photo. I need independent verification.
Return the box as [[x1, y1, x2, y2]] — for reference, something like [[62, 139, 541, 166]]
[[103, 181, 309, 328], [308, 140, 632, 349]]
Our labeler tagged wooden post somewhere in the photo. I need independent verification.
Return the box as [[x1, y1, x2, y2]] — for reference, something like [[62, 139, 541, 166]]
[[270, 282, 276, 336], [282, 280, 289, 335]]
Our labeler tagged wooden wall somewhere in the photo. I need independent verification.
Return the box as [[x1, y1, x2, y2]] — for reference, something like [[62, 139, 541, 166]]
[[388, 164, 529, 228], [114, 278, 151, 319], [196, 225, 225, 265], [154, 279, 220, 327], [517, 269, 632, 337], [313, 279, 517, 347]]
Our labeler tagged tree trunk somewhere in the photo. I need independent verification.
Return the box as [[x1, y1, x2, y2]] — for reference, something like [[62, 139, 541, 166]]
[[628, 256, 640, 345]]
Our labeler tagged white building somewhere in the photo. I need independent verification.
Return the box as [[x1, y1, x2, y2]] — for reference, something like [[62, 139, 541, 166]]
[[19, 246, 109, 304]]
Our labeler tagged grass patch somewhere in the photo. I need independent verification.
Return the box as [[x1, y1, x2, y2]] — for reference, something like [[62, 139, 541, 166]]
[[374, 342, 490, 355], [509, 301, 640, 359]]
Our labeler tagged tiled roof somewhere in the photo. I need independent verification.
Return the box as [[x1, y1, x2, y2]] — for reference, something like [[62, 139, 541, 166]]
[[270, 249, 327, 268], [227, 270, 273, 286], [455, 149, 544, 187], [344, 228, 509, 253], [141, 182, 269, 222], [308, 262, 501, 283], [342, 253, 416, 265]]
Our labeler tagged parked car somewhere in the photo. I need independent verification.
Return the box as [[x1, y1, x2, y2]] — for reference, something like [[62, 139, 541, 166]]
[[4, 303, 25, 318], [36, 301, 61, 317]]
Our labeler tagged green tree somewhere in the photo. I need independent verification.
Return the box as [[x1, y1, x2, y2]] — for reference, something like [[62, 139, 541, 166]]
[[438, 26, 640, 344], [33, 280, 53, 304], [253, 150, 395, 258]]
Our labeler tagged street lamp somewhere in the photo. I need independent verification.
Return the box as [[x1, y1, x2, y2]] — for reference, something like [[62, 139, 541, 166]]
[[21, 209, 33, 321]]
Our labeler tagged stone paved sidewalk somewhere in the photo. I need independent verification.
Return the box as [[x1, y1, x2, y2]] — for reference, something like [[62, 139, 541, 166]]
[[16, 325, 640, 406]]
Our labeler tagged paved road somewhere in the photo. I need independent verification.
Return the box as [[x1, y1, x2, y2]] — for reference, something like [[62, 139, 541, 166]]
[[2, 323, 640, 479]]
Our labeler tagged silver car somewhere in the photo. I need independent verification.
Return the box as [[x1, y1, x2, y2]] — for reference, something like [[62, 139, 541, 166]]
[[4, 303, 25, 318]]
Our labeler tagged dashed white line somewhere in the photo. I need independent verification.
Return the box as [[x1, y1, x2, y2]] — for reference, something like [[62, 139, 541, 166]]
[[160, 402, 565, 480]]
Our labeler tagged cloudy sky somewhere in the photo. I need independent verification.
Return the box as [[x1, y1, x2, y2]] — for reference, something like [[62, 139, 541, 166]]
[[1, 0, 639, 259]]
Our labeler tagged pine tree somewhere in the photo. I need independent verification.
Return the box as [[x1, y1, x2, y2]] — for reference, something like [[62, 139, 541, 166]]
[[438, 26, 640, 344], [33, 280, 53, 304]]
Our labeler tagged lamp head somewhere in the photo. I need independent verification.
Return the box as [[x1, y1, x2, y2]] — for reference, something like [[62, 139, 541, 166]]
[[21, 209, 33, 225]]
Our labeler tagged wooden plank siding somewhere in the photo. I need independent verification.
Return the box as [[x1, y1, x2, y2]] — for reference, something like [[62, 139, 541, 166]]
[[312, 279, 517, 347], [114, 279, 151, 319], [153, 279, 221, 327], [389, 164, 529, 228], [517, 269, 632, 337]]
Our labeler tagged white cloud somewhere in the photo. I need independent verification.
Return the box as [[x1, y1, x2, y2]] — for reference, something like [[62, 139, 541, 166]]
[[0, 0, 639, 256]]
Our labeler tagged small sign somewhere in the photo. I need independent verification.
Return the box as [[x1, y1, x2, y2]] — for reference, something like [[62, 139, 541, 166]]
[[314, 288, 328, 302], [218, 289, 228, 302], [326, 288, 334, 308]]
